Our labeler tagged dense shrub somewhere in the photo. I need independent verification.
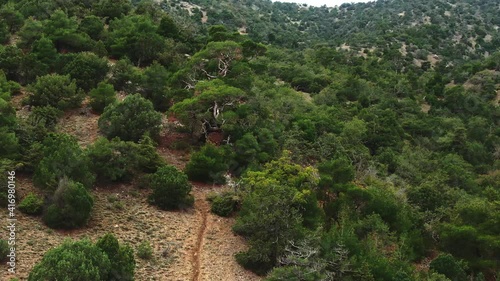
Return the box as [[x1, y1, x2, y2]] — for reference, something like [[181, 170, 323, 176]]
[[430, 254, 468, 281], [43, 179, 94, 229], [18, 192, 43, 215], [0, 239, 8, 261], [33, 133, 95, 190], [86, 136, 163, 183], [61, 52, 109, 92], [96, 233, 135, 281], [98, 94, 162, 142], [148, 165, 193, 210], [184, 144, 229, 183], [209, 191, 239, 217], [89, 82, 116, 113], [28, 239, 111, 281], [107, 58, 142, 93], [27, 106, 62, 130], [27, 74, 83, 110], [137, 240, 153, 260]]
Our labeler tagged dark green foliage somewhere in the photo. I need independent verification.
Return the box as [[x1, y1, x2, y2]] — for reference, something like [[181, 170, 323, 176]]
[[318, 157, 355, 186], [98, 94, 162, 142], [2, 0, 500, 278], [86, 137, 163, 183], [158, 15, 179, 39], [0, 22, 9, 44], [148, 165, 193, 210], [61, 52, 109, 92], [78, 15, 104, 40], [18, 193, 43, 215], [0, 160, 13, 207], [89, 82, 116, 113], [108, 58, 142, 93], [28, 239, 111, 281], [33, 133, 95, 190], [106, 15, 165, 66], [93, 0, 132, 22], [31, 37, 58, 70], [438, 197, 500, 273], [96, 233, 135, 281], [184, 144, 229, 183], [141, 62, 170, 111], [0, 239, 8, 261], [209, 191, 239, 217], [27, 74, 83, 110], [136, 240, 153, 260], [430, 254, 468, 281], [0, 4, 24, 33], [43, 179, 94, 229], [233, 154, 322, 275], [42, 10, 94, 52], [0, 46, 23, 82], [28, 106, 62, 130], [0, 74, 19, 160], [234, 182, 305, 275]]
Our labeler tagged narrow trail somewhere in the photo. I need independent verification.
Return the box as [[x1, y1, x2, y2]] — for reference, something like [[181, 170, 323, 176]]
[[191, 190, 210, 281]]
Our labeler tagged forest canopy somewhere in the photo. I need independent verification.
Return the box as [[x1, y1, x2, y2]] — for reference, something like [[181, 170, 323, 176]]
[[0, 0, 498, 280]]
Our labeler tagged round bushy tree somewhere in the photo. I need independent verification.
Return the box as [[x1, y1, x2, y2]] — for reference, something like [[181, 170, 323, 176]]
[[86, 136, 163, 183], [184, 144, 229, 183], [27, 74, 83, 110], [33, 133, 95, 190], [89, 82, 116, 113], [148, 165, 193, 210], [107, 58, 141, 93], [98, 94, 162, 142], [96, 233, 135, 281], [429, 254, 467, 281], [28, 239, 111, 281], [210, 191, 239, 217], [28, 106, 62, 130], [62, 52, 109, 92], [18, 192, 43, 215], [78, 15, 104, 40], [43, 178, 94, 229]]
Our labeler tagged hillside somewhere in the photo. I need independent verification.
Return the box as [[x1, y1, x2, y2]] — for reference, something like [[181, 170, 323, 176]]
[[0, 0, 499, 280], [166, 0, 500, 63]]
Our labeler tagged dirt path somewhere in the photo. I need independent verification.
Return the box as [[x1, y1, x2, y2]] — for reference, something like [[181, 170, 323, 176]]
[[185, 186, 262, 281], [191, 191, 210, 281]]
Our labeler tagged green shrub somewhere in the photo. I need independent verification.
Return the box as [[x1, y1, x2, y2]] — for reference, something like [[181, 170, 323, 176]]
[[27, 74, 83, 110], [0, 239, 8, 261], [148, 165, 193, 210], [89, 82, 116, 113], [96, 233, 135, 281], [210, 191, 239, 217], [107, 58, 142, 93], [98, 94, 162, 142], [430, 253, 468, 281], [33, 133, 95, 191], [137, 240, 153, 260], [61, 52, 109, 92], [28, 239, 111, 281], [184, 144, 229, 183], [86, 136, 163, 183], [235, 249, 273, 276], [28, 106, 62, 130], [19, 193, 43, 215], [42, 179, 94, 229]]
